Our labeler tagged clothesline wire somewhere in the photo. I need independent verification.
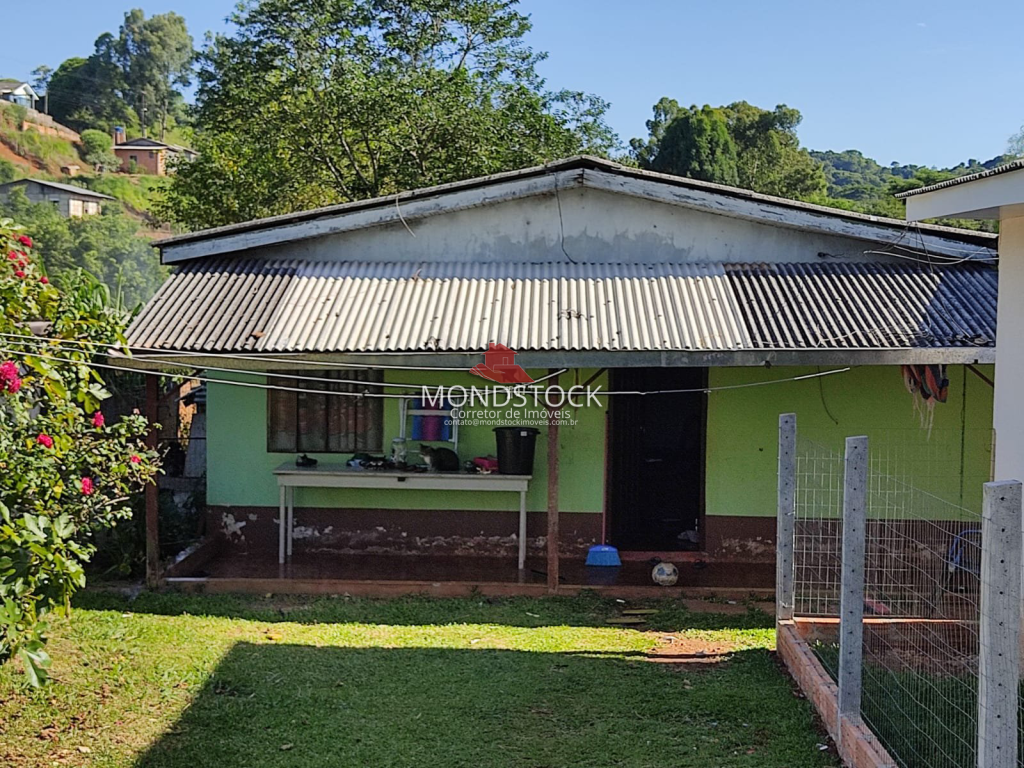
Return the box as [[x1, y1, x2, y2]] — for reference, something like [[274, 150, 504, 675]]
[[0, 331, 476, 370], [0, 333, 568, 392], [0, 344, 852, 399]]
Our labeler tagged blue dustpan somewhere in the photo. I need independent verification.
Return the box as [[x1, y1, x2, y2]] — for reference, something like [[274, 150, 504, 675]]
[[586, 544, 621, 567]]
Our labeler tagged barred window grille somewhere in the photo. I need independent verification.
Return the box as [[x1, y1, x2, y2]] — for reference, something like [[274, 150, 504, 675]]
[[267, 370, 383, 453]]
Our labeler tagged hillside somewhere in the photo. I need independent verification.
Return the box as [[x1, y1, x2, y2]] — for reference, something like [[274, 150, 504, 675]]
[[809, 149, 1013, 230], [0, 105, 171, 226], [0, 101, 80, 176]]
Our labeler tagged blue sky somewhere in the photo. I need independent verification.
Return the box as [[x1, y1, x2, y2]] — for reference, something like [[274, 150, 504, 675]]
[[2, 0, 1020, 168]]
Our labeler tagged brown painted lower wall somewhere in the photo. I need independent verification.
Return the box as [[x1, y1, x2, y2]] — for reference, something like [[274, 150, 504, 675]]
[[208, 505, 778, 562]]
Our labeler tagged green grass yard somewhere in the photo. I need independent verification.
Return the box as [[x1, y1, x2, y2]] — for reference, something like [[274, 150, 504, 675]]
[[1, 592, 838, 768]]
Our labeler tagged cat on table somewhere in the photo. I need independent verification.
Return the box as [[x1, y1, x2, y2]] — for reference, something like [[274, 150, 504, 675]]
[[419, 445, 460, 473]]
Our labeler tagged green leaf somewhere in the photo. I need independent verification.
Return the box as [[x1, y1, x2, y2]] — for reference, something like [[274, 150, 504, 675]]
[[18, 645, 51, 688]]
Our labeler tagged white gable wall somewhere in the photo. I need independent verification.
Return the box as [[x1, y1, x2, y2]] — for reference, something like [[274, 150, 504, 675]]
[[234, 186, 907, 267]]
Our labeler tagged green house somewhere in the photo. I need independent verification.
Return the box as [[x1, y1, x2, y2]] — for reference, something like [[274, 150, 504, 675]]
[[127, 156, 997, 594]]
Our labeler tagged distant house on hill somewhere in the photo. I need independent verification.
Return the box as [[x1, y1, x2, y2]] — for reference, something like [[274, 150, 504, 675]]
[[0, 80, 38, 109], [113, 136, 197, 176], [0, 179, 114, 217]]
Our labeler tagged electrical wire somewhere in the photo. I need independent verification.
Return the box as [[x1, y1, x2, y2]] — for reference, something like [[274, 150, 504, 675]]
[[0, 332, 569, 391], [0, 344, 853, 398]]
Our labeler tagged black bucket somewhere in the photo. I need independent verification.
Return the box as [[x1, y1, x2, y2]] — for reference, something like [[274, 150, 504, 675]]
[[493, 427, 541, 475]]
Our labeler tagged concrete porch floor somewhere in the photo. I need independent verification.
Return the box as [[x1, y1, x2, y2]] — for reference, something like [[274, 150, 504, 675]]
[[164, 543, 775, 598]]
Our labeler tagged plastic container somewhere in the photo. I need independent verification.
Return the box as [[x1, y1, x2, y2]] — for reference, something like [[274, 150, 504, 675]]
[[493, 427, 540, 475], [585, 544, 621, 567]]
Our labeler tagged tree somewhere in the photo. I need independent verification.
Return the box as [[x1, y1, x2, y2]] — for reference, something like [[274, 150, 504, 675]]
[[0, 218, 159, 686], [643, 105, 739, 186], [721, 102, 826, 199], [161, 0, 617, 229], [80, 128, 120, 172], [114, 10, 194, 139], [628, 97, 684, 169], [0, 159, 16, 185], [630, 99, 826, 199], [1009, 125, 1024, 157], [0, 188, 166, 308], [46, 11, 194, 136], [47, 56, 136, 134], [30, 65, 52, 112]]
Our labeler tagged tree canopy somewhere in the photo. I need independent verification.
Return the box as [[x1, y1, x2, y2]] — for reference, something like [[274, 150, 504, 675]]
[[161, 0, 617, 229], [45, 10, 193, 137], [0, 188, 166, 309], [630, 99, 825, 199]]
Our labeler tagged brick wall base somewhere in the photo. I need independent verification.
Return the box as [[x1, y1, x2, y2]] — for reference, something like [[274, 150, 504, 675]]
[[777, 621, 896, 768]]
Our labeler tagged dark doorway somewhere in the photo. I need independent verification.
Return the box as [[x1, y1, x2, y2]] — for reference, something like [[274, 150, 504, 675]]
[[607, 368, 707, 552]]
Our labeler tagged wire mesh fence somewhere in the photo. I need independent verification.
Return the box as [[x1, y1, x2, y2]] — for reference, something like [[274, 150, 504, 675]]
[[790, 426, 1010, 768]]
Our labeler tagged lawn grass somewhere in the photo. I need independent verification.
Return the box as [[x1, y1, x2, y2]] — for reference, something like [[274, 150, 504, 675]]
[[1, 591, 838, 768]]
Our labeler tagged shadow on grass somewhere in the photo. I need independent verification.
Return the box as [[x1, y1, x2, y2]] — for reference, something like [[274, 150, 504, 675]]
[[76, 590, 775, 632], [133, 642, 830, 768]]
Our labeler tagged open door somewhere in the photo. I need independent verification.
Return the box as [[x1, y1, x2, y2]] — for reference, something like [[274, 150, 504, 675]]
[[607, 368, 706, 552]]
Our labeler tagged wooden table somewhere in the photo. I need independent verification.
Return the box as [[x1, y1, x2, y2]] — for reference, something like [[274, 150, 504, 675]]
[[273, 463, 532, 568]]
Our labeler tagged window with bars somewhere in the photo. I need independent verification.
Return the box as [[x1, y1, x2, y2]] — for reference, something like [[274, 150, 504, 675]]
[[267, 370, 383, 453]]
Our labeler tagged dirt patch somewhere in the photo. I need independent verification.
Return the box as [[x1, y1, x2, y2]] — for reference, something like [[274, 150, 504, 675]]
[[644, 632, 738, 667], [0, 139, 39, 170]]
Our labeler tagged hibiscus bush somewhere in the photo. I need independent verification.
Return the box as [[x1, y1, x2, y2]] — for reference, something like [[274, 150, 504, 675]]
[[0, 217, 159, 685]]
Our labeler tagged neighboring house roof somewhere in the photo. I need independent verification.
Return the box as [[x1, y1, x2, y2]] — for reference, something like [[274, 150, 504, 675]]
[[896, 159, 1024, 198], [115, 137, 171, 149], [114, 137, 195, 153], [0, 80, 36, 97], [125, 259, 996, 365], [0, 179, 114, 200], [156, 156, 997, 264]]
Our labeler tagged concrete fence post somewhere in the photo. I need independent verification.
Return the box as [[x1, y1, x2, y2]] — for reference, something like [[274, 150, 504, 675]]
[[777, 413, 797, 623], [977, 480, 1022, 768], [838, 435, 868, 730]]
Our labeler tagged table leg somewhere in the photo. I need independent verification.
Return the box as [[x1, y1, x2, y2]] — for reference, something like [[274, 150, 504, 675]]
[[518, 489, 527, 571], [286, 486, 294, 559], [278, 485, 286, 565]]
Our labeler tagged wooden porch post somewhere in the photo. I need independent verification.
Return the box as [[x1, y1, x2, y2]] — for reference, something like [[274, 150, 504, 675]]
[[546, 372, 560, 594], [145, 374, 160, 588]]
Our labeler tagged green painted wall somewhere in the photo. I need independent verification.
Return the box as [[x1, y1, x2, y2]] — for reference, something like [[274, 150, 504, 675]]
[[207, 364, 994, 519], [206, 368, 609, 513], [705, 365, 994, 518]]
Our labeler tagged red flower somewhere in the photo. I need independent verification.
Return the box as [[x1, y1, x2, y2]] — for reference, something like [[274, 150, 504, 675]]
[[130, 454, 141, 464], [36, 434, 53, 448], [39, 276, 48, 284], [92, 411, 105, 428], [6, 251, 16, 261], [18, 235, 32, 248], [80, 477, 94, 495], [16, 261, 24, 269], [0, 361, 20, 394], [13, 271, 24, 279]]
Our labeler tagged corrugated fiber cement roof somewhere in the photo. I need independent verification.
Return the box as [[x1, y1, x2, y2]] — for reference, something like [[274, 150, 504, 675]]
[[127, 259, 996, 354]]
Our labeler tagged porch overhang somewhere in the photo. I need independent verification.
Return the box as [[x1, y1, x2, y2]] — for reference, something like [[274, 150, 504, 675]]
[[122, 257, 997, 370], [114, 345, 995, 372]]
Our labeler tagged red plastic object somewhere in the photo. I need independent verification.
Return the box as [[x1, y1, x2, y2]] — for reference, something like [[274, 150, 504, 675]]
[[473, 456, 499, 472]]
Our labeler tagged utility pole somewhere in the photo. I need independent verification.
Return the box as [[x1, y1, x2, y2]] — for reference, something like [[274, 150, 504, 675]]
[[140, 93, 148, 138]]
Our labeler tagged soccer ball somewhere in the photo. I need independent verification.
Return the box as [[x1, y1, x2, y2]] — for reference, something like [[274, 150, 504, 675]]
[[651, 561, 679, 586]]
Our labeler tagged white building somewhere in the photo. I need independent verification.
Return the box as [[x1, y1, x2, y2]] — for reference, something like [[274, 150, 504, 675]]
[[900, 161, 1024, 480]]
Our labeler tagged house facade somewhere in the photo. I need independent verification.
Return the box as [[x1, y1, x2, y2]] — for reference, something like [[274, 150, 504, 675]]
[[0, 179, 113, 217], [113, 136, 197, 175], [0, 80, 37, 109], [126, 157, 998, 594]]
